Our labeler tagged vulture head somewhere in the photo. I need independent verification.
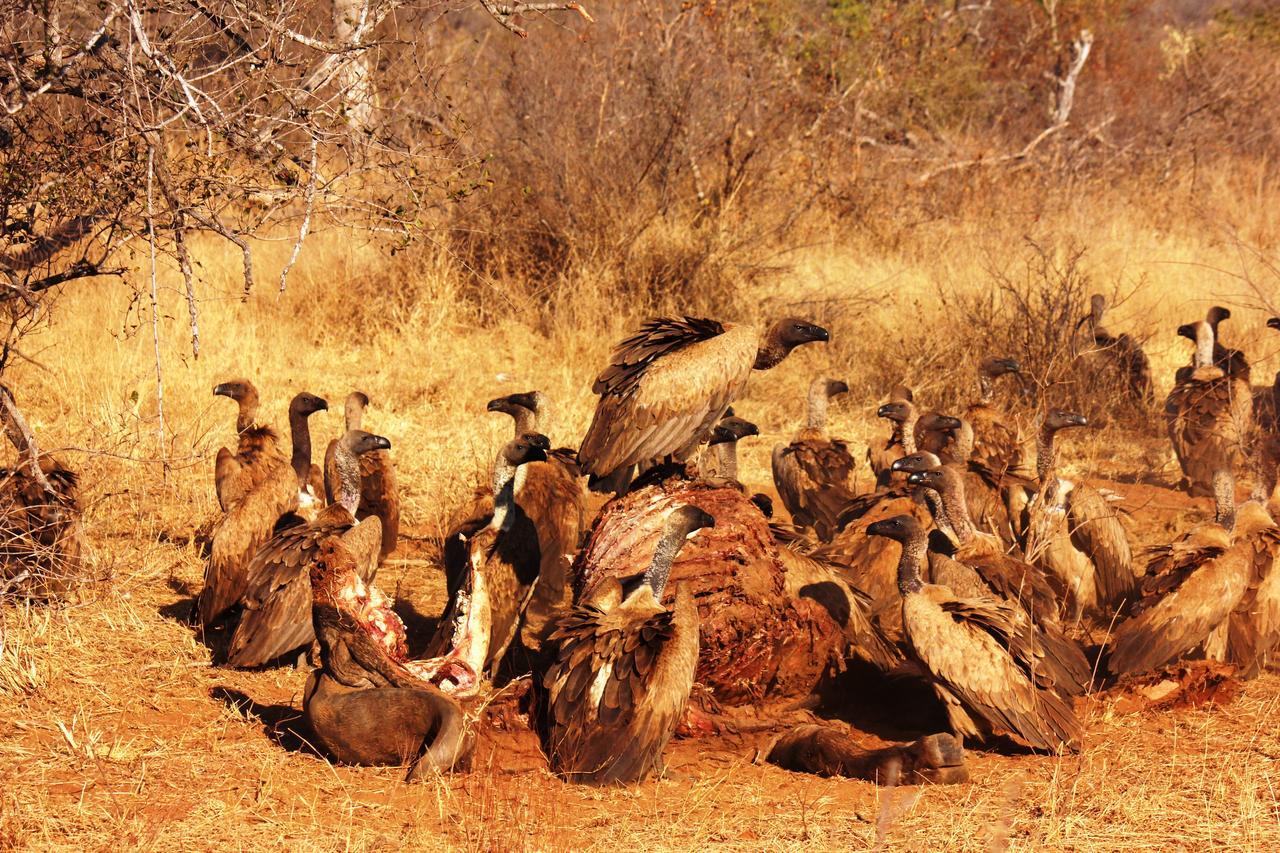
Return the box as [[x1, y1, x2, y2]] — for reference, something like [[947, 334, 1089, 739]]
[[213, 378, 257, 404], [755, 318, 830, 369], [916, 413, 962, 434], [1268, 317, 1280, 332], [813, 377, 849, 398], [667, 504, 717, 540], [979, 356, 1022, 378], [504, 432, 550, 466], [341, 429, 392, 456], [749, 493, 774, 518], [877, 401, 912, 423], [487, 391, 538, 416], [867, 512, 925, 543], [890, 451, 943, 474], [1042, 410, 1088, 435], [905, 469, 945, 491], [289, 392, 329, 418], [342, 392, 371, 430], [709, 414, 759, 445], [867, 514, 928, 593], [1205, 305, 1231, 333]]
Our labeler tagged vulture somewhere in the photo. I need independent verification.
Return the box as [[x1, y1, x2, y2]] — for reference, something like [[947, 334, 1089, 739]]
[[915, 415, 1021, 545], [200, 380, 298, 628], [572, 469, 883, 705], [960, 356, 1024, 478], [1251, 318, 1280, 501], [423, 433, 551, 685], [1021, 411, 1135, 620], [1109, 485, 1280, 679], [897, 462, 1092, 697], [442, 392, 585, 651], [1165, 320, 1253, 496], [0, 386, 84, 598], [867, 514, 1082, 752], [866, 385, 914, 483], [324, 392, 400, 560], [224, 430, 390, 667], [304, 536, 469, 776], [287, 392, 328, 522], [1080, 294, 1154, 406], [771, 377, 858, 540], [539, 505, 715, 784], [577, 316, 828, 490], [699, 408, 759, 482]]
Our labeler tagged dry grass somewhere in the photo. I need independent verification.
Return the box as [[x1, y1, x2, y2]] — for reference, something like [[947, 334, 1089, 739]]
[[2, 179, 1280, 849]]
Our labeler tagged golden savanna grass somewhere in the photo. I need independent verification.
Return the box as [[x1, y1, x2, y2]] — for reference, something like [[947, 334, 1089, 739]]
[[3, 173, 1280, 849]]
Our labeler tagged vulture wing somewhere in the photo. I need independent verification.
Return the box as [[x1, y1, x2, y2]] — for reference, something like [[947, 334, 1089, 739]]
[[772, 439, 858, 541], [214, 447, 244, 512], [579, 318, 756, 477], [357, 448, 399, 559], [1067, 482, 1135, 611]]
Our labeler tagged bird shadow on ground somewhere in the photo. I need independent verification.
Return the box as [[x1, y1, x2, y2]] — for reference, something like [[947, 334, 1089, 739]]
[[395, 597, 441, 658], [815, 661, 952, 742], [211, 686, 323, 757]]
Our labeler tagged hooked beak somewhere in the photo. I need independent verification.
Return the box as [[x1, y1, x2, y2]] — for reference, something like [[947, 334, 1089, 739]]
[[213, 383, 236, 398]]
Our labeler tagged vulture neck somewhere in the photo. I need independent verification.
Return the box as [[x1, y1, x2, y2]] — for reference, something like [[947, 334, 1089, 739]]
[[1194, 323, 1215, 369], [289, 408, 315, 487], [489, 457, 525, 533], [806, 382, 830, 432], [977, 373, 994, 405], [951, 419, 975, 462], [753, 329, 790, 371], [235, 395, 261, 434], [1213, 470, 1237, 528], [715, 441, 739, 481], [935, 468, 977, 545], [511, 406, 538, 438], [334, 444, 362, 515], [344, 398, 366, 432], [1036, 423, 1060, 483], [647, 520, 691, 600], [896, 529, 928, 596], [901, 410, 920, 455]]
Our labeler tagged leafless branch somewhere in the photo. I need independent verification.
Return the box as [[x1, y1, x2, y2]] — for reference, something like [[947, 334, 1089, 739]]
[[479, 1, 593, 38], [280, 135, 320, 293]]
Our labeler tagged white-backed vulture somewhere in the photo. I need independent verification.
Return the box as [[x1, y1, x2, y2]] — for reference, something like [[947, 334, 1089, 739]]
[[577, 316, 828, 490], [1080, 294, 1154, 406], [224, 430, 389, 667], [0, 386, 84, 598], [539, 505, 714, 784], [324, 391, 400, 560], [422, 434, 551, 686], [699, 408, 759, 482], [441, 393, 586, 652], [304, 536, 469, 776], [771, 377, 858, 541], [963, 356, 1024, 477], [287, 392, 328, 522], [867, 514, 1082, 752], [200, 380, 298, 627], [1021, 410, 1136, 620], [1165, 320, 1253, 496], [1109, 490, 1280, 679], [916, 416, 1022, 545], [866, 385, 914, 483]]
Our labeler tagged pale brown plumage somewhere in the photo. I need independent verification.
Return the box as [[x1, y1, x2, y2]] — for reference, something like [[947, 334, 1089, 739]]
[[866, 386, 914, 483], [426, 434, 551, 681], [324, 392, 400, 560], [1081, 294, 1154, 406], [540, 505, 713, 784], [225, 431, 389, 667], [577, 316, 828, 488], [1165, 320, 1253, 496], [1110, 494, 1280, 678], [962, 357, 1025, 479], [200, 380, 298, 627], [1022, 411, 1135, 618], [868, 514, 1082, 752], [772, 377, 857, 541]]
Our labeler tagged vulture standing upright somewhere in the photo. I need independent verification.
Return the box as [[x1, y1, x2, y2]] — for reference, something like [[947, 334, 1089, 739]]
[[200, 380, 298, 627], [303, 536, 469, 776], [771, 377, 857, 541], [963, 356, 1024, 478], [324, 391, 400, 560], [867, 514, 1082, 752], [540, 505, 715, 784], [1081, 294, 1154, 405], [422, 434, 551, 686], [1165, 320, 1253, 496], [286, 392, 328, 522], [224, 430, 390, 667], [577, 316, 828, 490], [1022, 410, 1135, 620], [867, 386, 914, 483], [0, 386, 84, 598]]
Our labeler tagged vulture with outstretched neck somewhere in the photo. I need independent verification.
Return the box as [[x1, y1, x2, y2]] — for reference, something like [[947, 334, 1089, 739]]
[[1081, 295, 1154, 405], [1165, 319, 1253, 496], [1109, 482, 1280, 679], [422, 434, 551, 687], [868, 514, 1082, 752], [772, 377, 857, 541], [200, 379, 299, 627], [287, 392, 328, 522], [578, 316, 828, 491], [223, 430, 390, 667], [324, 392, 400, 560], [540, 505, 715, 784], [867, 386, 915, 483], [303, 536, 469, 777], [1021, 410, 1135, 620]]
